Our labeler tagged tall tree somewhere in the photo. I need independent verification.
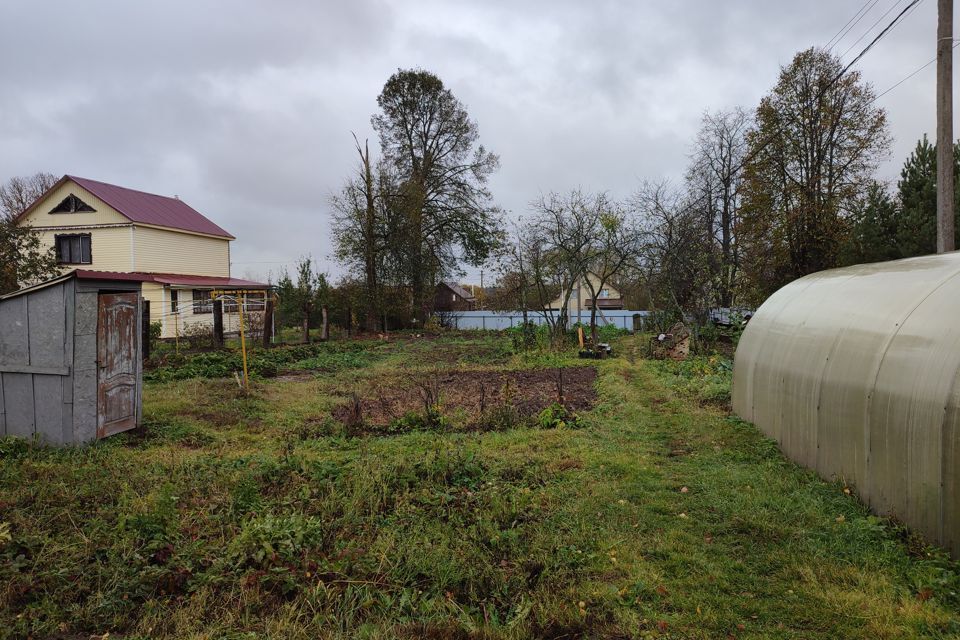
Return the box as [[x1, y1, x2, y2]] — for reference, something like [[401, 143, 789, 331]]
[[686, 108, 750, 308], [372, 69, 502, 322], [737, 48, 891, 303], [0, 173, 60, 294]]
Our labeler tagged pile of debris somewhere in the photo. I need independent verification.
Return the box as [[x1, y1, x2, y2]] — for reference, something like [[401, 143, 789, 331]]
[[650, 323, 690, 360]]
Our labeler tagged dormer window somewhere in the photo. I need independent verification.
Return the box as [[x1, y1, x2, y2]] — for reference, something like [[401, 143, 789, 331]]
[[49, 194, 95, 214]]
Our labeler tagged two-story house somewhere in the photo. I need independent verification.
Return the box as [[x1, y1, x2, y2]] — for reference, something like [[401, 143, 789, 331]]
[[546, 272, 624, 315], [14, 175, 269, 338]]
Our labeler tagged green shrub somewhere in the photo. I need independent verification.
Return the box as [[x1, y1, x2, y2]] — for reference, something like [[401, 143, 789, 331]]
[[507, 321, 550, 352], [655, 355, 732, 406], [226, 513, 326, 569], [537, 402, 584, 429], [145, 341, 380, 382]]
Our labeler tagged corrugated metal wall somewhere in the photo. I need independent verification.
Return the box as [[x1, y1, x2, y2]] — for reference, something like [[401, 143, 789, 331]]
[[441, 310, 649, 331], [733, 253, 960, 556]]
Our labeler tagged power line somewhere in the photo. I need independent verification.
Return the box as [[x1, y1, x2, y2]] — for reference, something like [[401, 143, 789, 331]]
[[875, 40, 960, 99], [834, 0, 923, 86], [827, 0, 881, 51], [840, 0, 923, 60], [679, 0, 924, 216]]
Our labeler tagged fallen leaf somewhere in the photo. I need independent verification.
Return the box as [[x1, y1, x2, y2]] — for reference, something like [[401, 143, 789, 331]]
[[680, 486, 689, 493]]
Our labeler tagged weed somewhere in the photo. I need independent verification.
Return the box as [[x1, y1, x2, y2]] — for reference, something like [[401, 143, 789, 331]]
[[536, 403, 584, 429]]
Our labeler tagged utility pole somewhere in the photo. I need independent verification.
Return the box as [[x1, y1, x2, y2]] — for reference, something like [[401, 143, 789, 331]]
[[937, 0, 955, 253]]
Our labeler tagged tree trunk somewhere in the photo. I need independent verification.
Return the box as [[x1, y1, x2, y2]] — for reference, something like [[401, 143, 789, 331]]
[[359, 138, 379, 332], [321, 306, 329, 341], [302, 316, 310, 344], [590, 306, 598, 346]]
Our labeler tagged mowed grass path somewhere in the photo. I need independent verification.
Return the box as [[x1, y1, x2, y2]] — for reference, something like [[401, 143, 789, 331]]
[[1, 335, 959, 638]]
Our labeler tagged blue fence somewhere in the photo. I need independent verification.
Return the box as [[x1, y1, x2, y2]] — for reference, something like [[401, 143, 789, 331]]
[[439, 310, 650, 332]]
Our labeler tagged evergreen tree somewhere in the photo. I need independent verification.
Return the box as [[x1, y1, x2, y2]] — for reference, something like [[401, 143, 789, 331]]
[[895, 135, 960, 257], [841, 182, 899, 265]]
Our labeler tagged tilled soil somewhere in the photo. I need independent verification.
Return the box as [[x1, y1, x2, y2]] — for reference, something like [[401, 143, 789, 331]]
[[331, 366, 598, 426]]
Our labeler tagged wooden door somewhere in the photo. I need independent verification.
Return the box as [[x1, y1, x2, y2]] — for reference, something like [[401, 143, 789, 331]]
[[97, 292, 139, 438]]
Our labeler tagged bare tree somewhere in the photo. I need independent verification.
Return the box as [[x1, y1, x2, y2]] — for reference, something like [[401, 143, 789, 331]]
[[529, 191, 605, 341], [686, 108, 750, 307], [633, 180, 713, 318], [331, 135, 389, 333], [579, 204, 644, 344], [0, 172, 57, 222]]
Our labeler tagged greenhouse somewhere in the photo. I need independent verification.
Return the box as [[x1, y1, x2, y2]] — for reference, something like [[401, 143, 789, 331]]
[[733, 253, 960, 556]]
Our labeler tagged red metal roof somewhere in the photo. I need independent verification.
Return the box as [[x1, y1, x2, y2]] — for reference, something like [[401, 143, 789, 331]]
[[63, 176, 235, 239], [74, 270, 269, 288], [148, 273, 270, 288]]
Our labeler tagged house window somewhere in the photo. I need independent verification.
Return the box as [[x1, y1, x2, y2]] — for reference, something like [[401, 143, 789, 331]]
[[54, 234, 92, 264], [600, 289, 610, 298], [222, 291, 264, 313], [192, 289, 212, 314], [452, 293, 458, 301], [170, 290, 179, 313], [49, 194, 95, 213]]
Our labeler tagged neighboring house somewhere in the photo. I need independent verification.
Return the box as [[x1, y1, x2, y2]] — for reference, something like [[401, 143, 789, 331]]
[[14, 175, 269, 339], [434, 281, 477, 312], [546, 272, 624, 315]]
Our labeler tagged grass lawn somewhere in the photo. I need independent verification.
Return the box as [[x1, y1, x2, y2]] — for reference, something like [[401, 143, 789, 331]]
[[2, 333, 960, 638]]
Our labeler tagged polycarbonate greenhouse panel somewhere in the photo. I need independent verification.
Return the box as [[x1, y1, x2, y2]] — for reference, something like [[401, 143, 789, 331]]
[[733, 253, 960, 556]]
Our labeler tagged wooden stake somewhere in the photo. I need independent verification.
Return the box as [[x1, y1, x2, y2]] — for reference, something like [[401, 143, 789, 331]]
[[238, 293, 249, 391]]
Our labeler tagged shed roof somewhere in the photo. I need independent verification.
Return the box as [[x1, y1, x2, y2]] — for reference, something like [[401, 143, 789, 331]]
[[17, 175, 235, 239], [73, 270, 270, 289]]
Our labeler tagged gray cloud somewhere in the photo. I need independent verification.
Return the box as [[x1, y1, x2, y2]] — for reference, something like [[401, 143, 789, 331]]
[[0, 0, 949, 282]]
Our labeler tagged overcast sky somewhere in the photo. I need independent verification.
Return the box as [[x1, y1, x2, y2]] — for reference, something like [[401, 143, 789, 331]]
[[0, 0, 950, 283]]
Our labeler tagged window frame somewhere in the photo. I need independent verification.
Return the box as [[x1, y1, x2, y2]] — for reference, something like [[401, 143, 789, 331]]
[[54, 233, 92, 265], [192, 289, 213, 315]]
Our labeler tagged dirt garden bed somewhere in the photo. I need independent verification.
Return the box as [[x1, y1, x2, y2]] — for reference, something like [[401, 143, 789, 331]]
[[331, 366, 598, 431]]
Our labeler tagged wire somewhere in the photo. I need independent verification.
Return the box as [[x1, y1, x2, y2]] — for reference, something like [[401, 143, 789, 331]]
[[840, 0, 922, 60], [875, 40, 960, 99], [834, 0, 923, 84], [827, 0, 881, 52], [679, 0, 923, 216]]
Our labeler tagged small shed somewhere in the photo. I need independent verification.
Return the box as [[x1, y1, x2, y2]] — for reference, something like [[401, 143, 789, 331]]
[[732, 252, 960, 557], [0, 271, 144, 445]]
